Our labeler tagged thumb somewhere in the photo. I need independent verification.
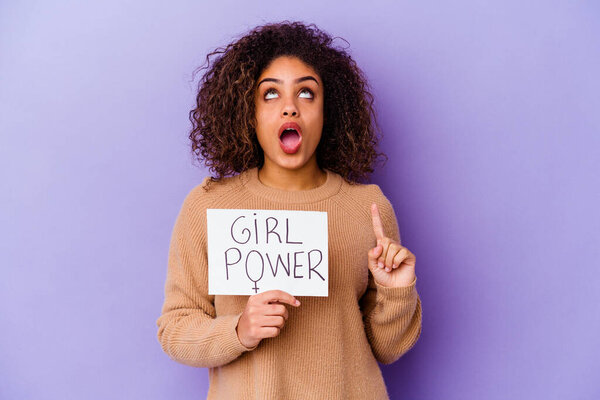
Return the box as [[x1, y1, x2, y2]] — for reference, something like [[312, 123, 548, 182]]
[[368, 243, 383, 267]]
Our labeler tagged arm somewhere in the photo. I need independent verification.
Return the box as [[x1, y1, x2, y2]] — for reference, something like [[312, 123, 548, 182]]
[[360, 273, 422, 364], [156, 194, 256, 368], [359, 192, 422, 364]]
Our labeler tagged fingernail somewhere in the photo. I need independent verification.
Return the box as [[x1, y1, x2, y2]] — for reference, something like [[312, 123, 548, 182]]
[[295, 300, 300, 306], [378, 261, 384, 269]]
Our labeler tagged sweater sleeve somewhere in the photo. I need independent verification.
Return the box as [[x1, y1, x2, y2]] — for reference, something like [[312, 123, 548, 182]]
[[156, 191, 257, 368], [359, 190, 422, 364]]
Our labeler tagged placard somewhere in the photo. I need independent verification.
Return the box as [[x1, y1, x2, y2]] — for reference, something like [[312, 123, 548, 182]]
[[206, 209, 328, 296]]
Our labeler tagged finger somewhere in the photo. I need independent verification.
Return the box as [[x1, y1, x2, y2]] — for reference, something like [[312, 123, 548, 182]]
[[392, 250, 407, 269], [260, 315, 286, 328], [377, 237, 391, 270], [368, 243, 383, 261], [368, 244, 384, 272], [260, 326, 281, 338], [258, 290, 300, 307], [371, 203, 385, 241], [265, 304, 287, 318], [385, 244, 401, 270]]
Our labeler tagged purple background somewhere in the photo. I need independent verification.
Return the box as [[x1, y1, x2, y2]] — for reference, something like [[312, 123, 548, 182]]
[[1, 1, 599, 399]]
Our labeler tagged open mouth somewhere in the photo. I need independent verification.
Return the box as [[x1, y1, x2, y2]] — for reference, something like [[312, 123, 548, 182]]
[[278, 123, 303, 154], [280, 129, 301, 150]]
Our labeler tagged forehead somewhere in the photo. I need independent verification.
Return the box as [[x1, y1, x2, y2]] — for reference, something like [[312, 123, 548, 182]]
[[258, 56, 321, 82]]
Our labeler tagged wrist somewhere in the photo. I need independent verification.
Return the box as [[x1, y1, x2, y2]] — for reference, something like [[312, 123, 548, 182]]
[[377, 273, 416, 288], [395, 274, 416, 287], [236, 314, 258, 350]]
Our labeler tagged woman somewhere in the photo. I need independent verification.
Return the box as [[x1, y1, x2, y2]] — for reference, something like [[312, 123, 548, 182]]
[[156, 21, 422, 399]]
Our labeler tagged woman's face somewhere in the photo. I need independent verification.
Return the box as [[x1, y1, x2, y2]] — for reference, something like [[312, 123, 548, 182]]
[[253, 56, 324, 172]]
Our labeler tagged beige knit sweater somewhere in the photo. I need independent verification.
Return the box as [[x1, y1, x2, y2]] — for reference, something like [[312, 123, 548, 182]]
[[156, 167, 422, 399]]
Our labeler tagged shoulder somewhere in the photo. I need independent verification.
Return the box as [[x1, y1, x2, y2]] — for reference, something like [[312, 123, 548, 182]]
[[335, 177, 400, 241], [178, 173, 245, 220], [338, 178, 395, 214]]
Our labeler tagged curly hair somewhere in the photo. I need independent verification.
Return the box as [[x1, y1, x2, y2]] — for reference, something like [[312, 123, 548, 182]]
[[189, 20, 387, 188]]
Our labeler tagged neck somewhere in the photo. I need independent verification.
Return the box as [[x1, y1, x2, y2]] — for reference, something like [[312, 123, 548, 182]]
[[258, 158, 327, 191]]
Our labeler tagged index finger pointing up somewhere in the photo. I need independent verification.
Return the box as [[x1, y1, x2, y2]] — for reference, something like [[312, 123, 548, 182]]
[[371, 203, 385, 240]]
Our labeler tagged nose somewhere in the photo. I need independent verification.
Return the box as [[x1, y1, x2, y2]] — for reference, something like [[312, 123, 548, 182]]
[[281, 95, 298, 117]]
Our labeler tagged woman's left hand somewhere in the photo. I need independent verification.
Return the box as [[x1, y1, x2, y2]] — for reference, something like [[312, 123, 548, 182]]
[[368, 203, 417, 288]]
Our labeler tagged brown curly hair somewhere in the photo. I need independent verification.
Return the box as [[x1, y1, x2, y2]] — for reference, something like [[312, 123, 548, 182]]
[[189, 20, 387, 188]]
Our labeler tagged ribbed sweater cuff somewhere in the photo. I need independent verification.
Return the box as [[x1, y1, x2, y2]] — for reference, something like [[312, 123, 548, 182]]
[[374, 276, 417, 302]]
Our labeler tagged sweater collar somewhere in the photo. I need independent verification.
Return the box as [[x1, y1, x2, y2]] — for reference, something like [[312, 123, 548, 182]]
[[240, 167, 343, 204]]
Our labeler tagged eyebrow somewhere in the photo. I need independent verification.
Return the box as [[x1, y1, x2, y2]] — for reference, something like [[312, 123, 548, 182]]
[[257, 76, 319, 88]]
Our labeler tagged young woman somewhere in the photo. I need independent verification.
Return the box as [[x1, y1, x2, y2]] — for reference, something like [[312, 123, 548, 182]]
[[156, 21, 422, 399]]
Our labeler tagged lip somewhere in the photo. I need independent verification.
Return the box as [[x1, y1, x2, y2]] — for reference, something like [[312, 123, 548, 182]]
[[278, 122, 303, 154], [278, 122, 303, 138]]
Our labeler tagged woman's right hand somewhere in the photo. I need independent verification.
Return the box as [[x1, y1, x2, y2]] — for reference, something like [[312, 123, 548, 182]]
[[236, 290, 301, 349]]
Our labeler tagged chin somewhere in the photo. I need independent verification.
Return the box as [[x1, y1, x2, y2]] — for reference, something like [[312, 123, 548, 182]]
[[274, 155, 308, 170]]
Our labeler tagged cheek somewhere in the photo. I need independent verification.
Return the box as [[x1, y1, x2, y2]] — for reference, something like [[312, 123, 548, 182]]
[[253, 111, 269, 138], [254, 120, 274, 152], [255, 128, 269, 149], [307, 109, 324, 139]]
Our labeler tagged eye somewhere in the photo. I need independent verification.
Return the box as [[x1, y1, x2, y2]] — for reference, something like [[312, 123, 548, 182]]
[[263, 87, 314, 100], [299, 88, 313, 99], [264, 88, 278, 100]]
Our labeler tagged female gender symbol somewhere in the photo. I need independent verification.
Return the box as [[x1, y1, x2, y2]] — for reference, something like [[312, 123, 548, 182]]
[[245, 250, 265, 293]]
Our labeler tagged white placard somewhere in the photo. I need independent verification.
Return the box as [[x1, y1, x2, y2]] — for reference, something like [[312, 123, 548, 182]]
[[206, 209, 328, 296]]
